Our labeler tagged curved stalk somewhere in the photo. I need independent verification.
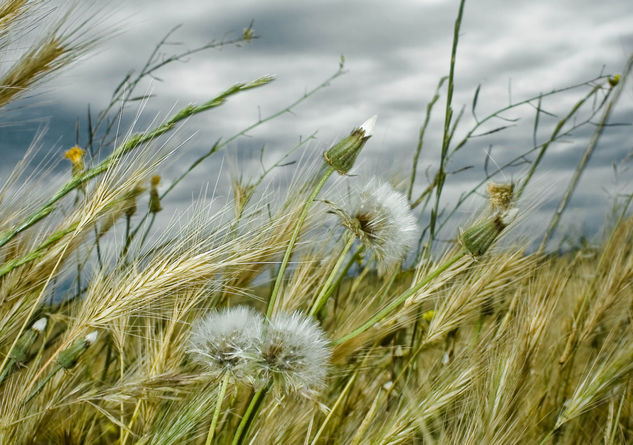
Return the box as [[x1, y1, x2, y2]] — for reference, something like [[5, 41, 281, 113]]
[[266, 167, 334, 318], [309, 236, 355, 317], [206, 373, 230, 445], [334, 250, 466, 345]]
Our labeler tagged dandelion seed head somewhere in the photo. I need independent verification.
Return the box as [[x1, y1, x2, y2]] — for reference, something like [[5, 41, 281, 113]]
[[188, 306, 263, 380], [340, 178, 417, 273], [257, 312, 330, 394]]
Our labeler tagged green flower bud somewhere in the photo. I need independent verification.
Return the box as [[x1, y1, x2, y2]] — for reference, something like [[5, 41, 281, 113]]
[[11, 330, 38, 363], [608, 75, 621, 87], [323, 115, 376, 174], [57, 331, 98, 369], [459, 209, 517, 256], [10, 317, 47, 363]]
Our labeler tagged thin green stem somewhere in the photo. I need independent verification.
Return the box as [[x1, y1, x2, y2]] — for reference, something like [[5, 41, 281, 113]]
[[124, 66, 345, 258], [516, 83, 604, 200], [24, 364, 63, 404], [310, 371, 358, 444], [309, 236, 355, 317], [428, 0, 466, 252], [0, 222, 79, 279], [0, 77, 272, 250], [407, 76, 447, 202], [538, 55, 633, 252], [231, 386, 267, 445], [266, 167, 335, 319], [334, 250, 466, 345], [206, 373, 230, 445], [139, 213, 157, 252], [0, 359, 15, 387]]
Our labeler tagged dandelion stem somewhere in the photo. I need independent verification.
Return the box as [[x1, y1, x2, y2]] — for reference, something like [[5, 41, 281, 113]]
[[206, 373, 230, 445], [0, 359, 15, 387], [267, 166, 335, 319], [24, 364, 62, 403], [310, 371, 358, 444], [309, 236, 355, 317], [232, 386, 267, 445], [334, 250, 466, 345], [139, 212, 156, 251]]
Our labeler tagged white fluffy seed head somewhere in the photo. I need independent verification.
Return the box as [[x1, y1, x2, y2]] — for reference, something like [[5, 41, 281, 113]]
[[188, 306, 264, 380], [256, 312, 331, 395], [339, 178, 417, 274]]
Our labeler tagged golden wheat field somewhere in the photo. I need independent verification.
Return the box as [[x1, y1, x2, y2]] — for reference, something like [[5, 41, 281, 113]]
[[1, 1, 633, 444]]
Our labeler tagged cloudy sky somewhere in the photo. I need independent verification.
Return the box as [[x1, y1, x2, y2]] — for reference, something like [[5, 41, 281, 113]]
[[2, 0, 633, 250]]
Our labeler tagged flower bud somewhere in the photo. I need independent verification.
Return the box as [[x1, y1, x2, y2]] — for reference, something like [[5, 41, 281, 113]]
[[10, 317, 48, 363], [149, 175, 163, 213], [323, 115, 376, 174], [459, 209, 517, 256], [608, 74, 620, 87], [57, 331, 97, 369]]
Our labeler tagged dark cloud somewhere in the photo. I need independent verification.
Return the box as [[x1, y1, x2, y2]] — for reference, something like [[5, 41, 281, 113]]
[[1, 0, 632, 249]]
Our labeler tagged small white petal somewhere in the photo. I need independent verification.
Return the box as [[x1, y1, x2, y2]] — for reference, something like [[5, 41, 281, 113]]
[[31, 317, 48, 333], [359, 115, 377, 137], [85, 331, 98, 344]]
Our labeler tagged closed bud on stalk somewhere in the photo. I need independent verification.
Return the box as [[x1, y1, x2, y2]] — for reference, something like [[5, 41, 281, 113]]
[[608, 74, 620, 87], [149, 175, 162, 213], [459, 209, 517, 256], [57, 331, 98, 369], [124, 184, 146, 218], [323, 115, 376, 174], [10, 317, 48, 363]]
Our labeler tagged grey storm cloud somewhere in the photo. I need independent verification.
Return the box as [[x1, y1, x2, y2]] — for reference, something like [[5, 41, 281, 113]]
[[1, 0, 633, 250]]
